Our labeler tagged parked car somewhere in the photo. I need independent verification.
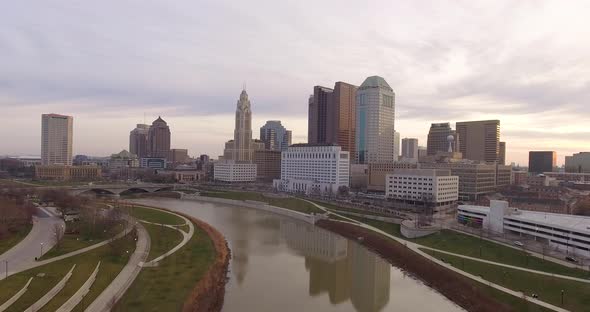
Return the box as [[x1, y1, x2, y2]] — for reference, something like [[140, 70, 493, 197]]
[[565, 256, 579, 263], [514, 241, 524, 247]]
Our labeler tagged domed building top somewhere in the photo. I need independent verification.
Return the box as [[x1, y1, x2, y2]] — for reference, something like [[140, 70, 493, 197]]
[[359, 76, 393, 91]]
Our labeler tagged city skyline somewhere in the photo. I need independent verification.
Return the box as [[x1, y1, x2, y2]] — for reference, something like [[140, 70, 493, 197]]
[[2, 1, 590, 164]]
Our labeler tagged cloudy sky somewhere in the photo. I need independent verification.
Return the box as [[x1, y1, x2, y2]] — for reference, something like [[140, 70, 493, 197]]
[[2, 0, 589, 165]]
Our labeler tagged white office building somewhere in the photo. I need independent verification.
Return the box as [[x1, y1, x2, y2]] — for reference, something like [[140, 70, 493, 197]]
[[274, 144, 350, 195], [214, 161, 257, 182], [355, 76, 396, 164], [41, 114, 73, 166], [458, 201, 590, 257], [386, 169, 458, 209]]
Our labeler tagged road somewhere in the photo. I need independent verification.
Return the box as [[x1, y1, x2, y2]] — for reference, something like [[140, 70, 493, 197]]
[[0, 207, 64, 280]]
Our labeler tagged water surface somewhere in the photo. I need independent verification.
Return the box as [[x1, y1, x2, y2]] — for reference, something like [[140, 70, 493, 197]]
[[133, 198, 464, 312]]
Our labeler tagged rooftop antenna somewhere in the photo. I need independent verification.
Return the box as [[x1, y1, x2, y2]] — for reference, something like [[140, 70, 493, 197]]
[[243, 81, 246, 91]]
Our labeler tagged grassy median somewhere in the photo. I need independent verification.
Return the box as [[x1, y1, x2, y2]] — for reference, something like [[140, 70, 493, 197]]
[[114, 208, 215, 311], [348, 216, 589, 279], [0, 231, 136, 312], [200, 190, 324, 214], [423, 249, 590, 312], [130, 206, 185, 225], [0, 224, 32, 256]]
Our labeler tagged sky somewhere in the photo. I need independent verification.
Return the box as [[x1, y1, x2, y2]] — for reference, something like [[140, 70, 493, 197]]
[[1, 0, 590, 165]]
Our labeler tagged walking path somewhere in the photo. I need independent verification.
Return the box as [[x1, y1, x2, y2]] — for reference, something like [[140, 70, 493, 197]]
[[24, 264, 76, 312], [0, 277, 33, 312], [305, 200, 570, 312], [137, 208, 194, 267], [56, 262, 101, 312], [84, 221, 150, 312], [0, 209, 64, 280], [1, 219, 133, 280], [419, 245, 590, 284]]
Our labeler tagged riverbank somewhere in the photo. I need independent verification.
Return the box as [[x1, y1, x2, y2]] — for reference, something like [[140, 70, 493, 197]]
[[316, 219, 547, 312], [120, 204, 230, 312]]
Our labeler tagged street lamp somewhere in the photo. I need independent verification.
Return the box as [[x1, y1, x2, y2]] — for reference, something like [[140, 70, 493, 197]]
[[40, 242, 44, 258], [561, 290, 564, 306]]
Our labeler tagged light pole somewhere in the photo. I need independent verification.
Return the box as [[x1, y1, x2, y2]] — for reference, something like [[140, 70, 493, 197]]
[[4, 260, 7, 279], [561, 290, 564, 306]]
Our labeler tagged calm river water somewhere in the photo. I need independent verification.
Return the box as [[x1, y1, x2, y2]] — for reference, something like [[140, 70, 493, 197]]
[[133, 198, 464, 312]]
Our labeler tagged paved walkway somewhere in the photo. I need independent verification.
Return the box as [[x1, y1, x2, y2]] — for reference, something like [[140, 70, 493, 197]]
[[305, 200, 570, 312], [24, 264, 76, 312], [84, 221, 150, 312], [1, 219, 134, 280], [136, 206, 194, 267], [0, 277, 33, 312], [0, 208, 64, 280], [56, 262, 101, 312]]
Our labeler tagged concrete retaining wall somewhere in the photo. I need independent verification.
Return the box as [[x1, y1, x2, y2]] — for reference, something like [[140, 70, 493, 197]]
[[184, 195, 326, 224], [400, 220, 439, 239]]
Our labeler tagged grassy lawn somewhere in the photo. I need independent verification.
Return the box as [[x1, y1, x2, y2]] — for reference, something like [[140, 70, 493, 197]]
[[131, 206, 185, 225], [143, 223, 184, 262], [201, 191, 324, 214], [0, 224, 32, 256], [0, 231, 136, 312], [114, 219, 216, 311], [422, 249, 590, 312], [414, 230, 590, 279], [348, 216, 589, 279], [40, 222, 124, 260]]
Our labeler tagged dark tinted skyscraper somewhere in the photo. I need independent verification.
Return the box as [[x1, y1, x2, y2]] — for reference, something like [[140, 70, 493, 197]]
[[427, 123, 458, 156], [147, 116, 171, 159], [308, 86, 333, 144], [528, 151, 556, 173]]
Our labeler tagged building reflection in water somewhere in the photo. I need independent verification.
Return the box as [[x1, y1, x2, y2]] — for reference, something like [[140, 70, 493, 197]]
[[280, 220, 391, 312]]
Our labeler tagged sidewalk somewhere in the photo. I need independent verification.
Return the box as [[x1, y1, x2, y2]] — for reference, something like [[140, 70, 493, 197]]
[[84, 221, 150, 312]]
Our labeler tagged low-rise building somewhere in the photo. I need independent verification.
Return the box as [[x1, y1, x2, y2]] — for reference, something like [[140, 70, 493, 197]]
[[140, 157, 166, 170], [110, 150, 139, 168], [35, 165, 102, 181], [386, 169, 458, 211], [458, 200, 590, 257], [565, 152, 590, 173], [274, 144, 349, 195], [160, 165, 205, 183], [367, 162, 418, 192], [214, 161, 257, 182], [350, 164, 368, 191], [512, 170, 528, 186], [420, 162, 497, 201]]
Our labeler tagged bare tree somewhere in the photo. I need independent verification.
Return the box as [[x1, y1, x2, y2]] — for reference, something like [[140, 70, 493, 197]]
[[53, 223, 65, 249]]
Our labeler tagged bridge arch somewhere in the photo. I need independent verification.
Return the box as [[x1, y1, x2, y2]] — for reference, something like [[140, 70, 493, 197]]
[[119, 188, 150, 196]]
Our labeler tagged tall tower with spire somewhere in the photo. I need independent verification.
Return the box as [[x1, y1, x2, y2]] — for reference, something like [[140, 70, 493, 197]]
[[232, 89, 253, 161]]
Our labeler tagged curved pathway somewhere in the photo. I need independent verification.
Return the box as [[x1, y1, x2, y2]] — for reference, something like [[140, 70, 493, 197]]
[[84, 221, 150, 312], [1, 219, 133, 280], [24, 264, 76, 312], [305, 200, 570, 312], [0, 277, 33, 312], [136, 208, 194, 267], [56, 262, 101, 312], [0, 208, 64, 280]]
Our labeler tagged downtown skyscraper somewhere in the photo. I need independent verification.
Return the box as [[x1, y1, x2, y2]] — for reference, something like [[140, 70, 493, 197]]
[[147, 116, 171, 159], [129, 123, 150, 158], [456, 120, 500, 163], [233, 89, 254, 161], [355, 76, 395, 164], [260, 120, 292, 151], [41, 113, 73, 166], [307, 82, 358, 155]]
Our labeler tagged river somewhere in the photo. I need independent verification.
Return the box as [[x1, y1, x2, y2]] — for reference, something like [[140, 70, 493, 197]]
[[132, 198, 464, 312]]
